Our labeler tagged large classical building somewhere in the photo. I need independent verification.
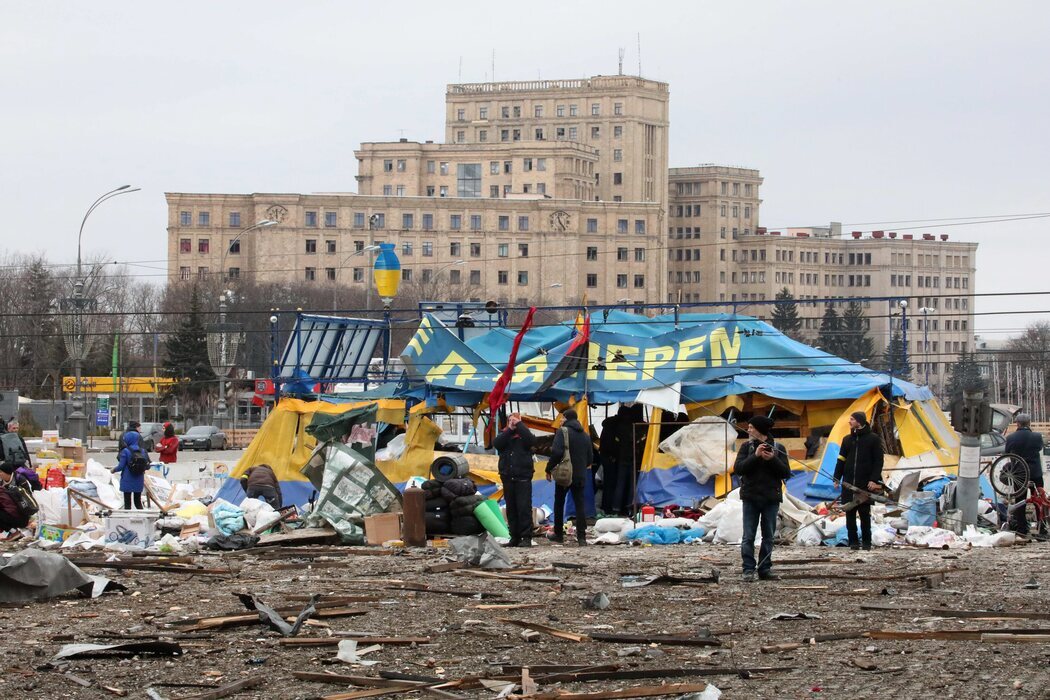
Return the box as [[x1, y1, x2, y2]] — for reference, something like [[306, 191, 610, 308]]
[[165, 72, 977, 396]]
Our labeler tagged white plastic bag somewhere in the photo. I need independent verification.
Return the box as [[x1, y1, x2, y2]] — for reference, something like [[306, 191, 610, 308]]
[[658, 417, 736, 485]]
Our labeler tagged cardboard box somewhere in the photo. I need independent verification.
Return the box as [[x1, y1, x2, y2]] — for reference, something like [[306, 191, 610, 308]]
[[39, 524, 78, 543], [59, 445, 86, 462], [42, 430, 60, 445], [364, 513, 402, 545], [104, 509, 160, 548]]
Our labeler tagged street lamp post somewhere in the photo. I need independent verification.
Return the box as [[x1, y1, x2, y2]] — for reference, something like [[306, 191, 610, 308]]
[[335, 244, 380, 312], [899, 299, 909, 377], [66, 185, 140, 443], [220, 219, 277, 282]]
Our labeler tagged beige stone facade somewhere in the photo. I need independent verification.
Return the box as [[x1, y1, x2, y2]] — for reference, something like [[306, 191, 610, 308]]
[[165, 192, 664, 306]]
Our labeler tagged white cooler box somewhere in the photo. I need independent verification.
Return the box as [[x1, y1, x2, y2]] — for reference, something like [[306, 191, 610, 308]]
[[104, 509, 160, 548]]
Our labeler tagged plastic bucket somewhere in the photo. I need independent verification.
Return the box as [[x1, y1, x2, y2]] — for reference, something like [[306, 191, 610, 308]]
[[473, 499, 510, 539]]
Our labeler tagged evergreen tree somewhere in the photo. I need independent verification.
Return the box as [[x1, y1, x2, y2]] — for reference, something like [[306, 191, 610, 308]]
[[163, 285, 216, 413], [840, 301, 875, 364], [817, 304, 843, 358], [945, 351, 985, 400], [878, 331, 912, 379], [770, 287, 803, 341]]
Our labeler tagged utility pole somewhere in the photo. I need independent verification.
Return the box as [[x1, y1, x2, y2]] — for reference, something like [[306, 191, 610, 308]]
[[950, 386, 992, 526]]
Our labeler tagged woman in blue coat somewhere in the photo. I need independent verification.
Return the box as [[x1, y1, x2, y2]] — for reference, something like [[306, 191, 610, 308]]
[[112, 430, 146, 509]]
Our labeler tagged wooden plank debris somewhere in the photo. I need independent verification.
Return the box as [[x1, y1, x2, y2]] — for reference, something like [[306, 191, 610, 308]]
[[588, 632, 721, 647], [531, 665, 793, 684], [859, 603, 1050, 621], [278, 636, 430, 647], [521, 682, 761, 699], [473, 603, 545, 611], [497, 618, 589, 642], [423, 561, 469, 574], [176, 676, 265, 700], [780, 566, 965, 582], [292, 672, 428, 688], [456, 570, 562, 583], [179, 607, 367, 632]]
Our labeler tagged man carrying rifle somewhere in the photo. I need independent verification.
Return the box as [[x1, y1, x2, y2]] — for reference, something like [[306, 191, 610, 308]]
[[834, 411, 885, 551]]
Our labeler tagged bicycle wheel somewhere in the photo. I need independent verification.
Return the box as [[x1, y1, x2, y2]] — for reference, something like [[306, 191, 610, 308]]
[[988, 453, 1030, 500]]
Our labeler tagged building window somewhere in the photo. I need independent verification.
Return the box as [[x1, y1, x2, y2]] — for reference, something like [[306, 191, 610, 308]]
[[456, 131, 465, 143], [613, 149, 622, 162], [613, 172, 623, 185], [533, 105, 543, 118], [180, 238, 191, 253], [353, 268, 364, 282], [198, 212, 210, 227], [613, 102, 623, 115], [325, 212, 337, 227], [490, 161, 499, 175], [426, 186, 435, 197], [537, 183, 546, 195], [197, 267, 208, 280], [305, 211, 318, 227], [513, 106, 521, 117], [439, 162, 449, 175], [228, 212, 241, 227], [613, 125, 623, 138], [305, 239, 317, 254], [568, 126, 578, 140], [490, 185, 500, 198], [383, 159, 393, 172], [616, 247, 628, 262], [617, 219, 628, 234], [591, 103, 600, 116], [439, 186, 448, 197], [402, 242, 413, 256], [450, 241, 461, 257], [450, 214, 462, 230], [498, 216, 509, 231], [422, 213, 434, 230], [198, 239, 210, 253], [501, 129, 509, 142], [326, 240, 336, 254], [422, 241, 433, 257], [456, 163, 481, 198], [449, 269, 461, 285], [180, 211, 191, 226], [744, 206, 751, 219], [372, 213, 385, 228], [556, 105, 565, 117], [383, 185, 392, 196], [402, 213, 414, 229], [616, 274, 627, 288], [325, 267, 336, 281], [456, 108, 465, 121], [227, 267, 240, 279], [518, 216, 529, 231], [535, 128, 544, 140], [422, 269, 433, 283], [427, 160, 435, 174], [469, 270, 481, 285], [634, 248, 645, 262], [470, 215, 482, 231], [524, 158, 533, 172], [479, 107, 488, 119], [635, 220, 645, 234], [587, 218, 598, 233], [503, 160, 512, 174], [586, 247, 598, 261], [586, 273, 597, 288], [513, 270, 527, 286], [396, 159, 406, 172], [497, 243, 509, 257], [569, 104, 578, 116], [396, 185, 405, 197], [305, 267, 316, 281], [498, 270, 508, 285], [720, 205, 727, 217], [470, 242, 481, 257], [634, 274, 645, 288], [591, 126, 600, 139], [518, 243, 529, 257], [512, 129, 521, 141], [402, 269, 412, 281]]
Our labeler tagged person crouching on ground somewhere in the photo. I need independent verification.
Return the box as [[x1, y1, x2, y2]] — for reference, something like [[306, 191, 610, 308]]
[[240, 464, 283, 510], [545, 408, 593, 546], [112, 430, 147, 510], [735, 416, 791, 582], [494, 412, 536, 547], [833, 411, 885, 550], [0, 461, 34, 531]]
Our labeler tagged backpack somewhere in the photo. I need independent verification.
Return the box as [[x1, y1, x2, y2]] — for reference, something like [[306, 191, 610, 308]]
[[5, 476, 38, 521], [128, 448, 150, 476], [551, 427, 574, 487], [0, 432, 29, 466]]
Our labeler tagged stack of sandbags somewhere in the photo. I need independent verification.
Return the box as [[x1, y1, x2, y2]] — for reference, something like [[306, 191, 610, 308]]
[[441, 478, 485, 536], [421, 479, 450, 535]]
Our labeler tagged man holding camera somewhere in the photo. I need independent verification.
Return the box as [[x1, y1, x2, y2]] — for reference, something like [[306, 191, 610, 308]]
[[734, 416, 791, 582]]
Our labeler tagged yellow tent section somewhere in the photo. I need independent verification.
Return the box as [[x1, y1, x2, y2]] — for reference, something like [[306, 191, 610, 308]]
[[231, 397, 405, 482]]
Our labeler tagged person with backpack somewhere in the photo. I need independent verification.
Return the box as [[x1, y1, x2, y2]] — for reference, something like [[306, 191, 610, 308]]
[[545, 408, 593, 545], [0, 460, 37, 531], [112, 430, 149, 509]]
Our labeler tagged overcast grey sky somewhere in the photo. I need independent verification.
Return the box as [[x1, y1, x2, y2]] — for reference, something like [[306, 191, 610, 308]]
[[2, 1, 1048, 338]]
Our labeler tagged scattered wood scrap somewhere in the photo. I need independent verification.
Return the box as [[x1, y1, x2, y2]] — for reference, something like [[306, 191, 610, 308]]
[[780, 566, 965, 582], [175, 676, 265, 700], [278, 636, 430, 647], [588, 632, 721, 647], [531, 665, 791, 683], [456, 570, 561, 583], [498, 618, 589, 642], [860, 603, 1050, 621], [521, 681, 760, 699]]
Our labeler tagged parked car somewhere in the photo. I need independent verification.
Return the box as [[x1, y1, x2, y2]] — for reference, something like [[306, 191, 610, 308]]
[[178, 425, 227, 451], [980, 429, 1006, 457], [138, 422, 165, 452]]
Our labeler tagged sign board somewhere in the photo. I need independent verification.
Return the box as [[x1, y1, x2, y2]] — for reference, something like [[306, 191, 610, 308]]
[[96, 408, 110, 426], [62, 377, 175, 395]]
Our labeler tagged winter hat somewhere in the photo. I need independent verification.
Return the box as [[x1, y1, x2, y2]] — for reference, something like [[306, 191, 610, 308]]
[[562, 408, 578, 422], [851, 411, 869, 426], [748, 415, 774, 435], [0, 461, 15, 475]]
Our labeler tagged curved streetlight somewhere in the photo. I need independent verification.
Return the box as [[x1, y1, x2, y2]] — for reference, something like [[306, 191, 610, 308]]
[[336, 244, 381, 311], [77, 185, 140, 276], [220, 219, 277, 281]]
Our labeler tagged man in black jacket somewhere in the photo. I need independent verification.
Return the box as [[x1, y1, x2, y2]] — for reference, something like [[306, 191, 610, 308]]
[[546, 408, 593, 545], [494, 412, 537, 547], [834, 411, 885, 550], [735, 416, 791, 582], [1004, 413, 1044, 535]]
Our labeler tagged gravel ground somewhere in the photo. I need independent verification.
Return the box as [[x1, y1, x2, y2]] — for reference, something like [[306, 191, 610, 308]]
[[2, 539, 1049, 700]]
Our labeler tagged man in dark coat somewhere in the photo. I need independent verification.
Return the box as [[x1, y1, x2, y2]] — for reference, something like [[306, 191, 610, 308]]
[[734, 415, 791, 582], [493, 412, 536, 547], [598, 411, 622, 514], [240, 464, 283, 510], [546, 408, 593, 545], [834, 411, 885, 550], [1004, 413, 1045, 535]]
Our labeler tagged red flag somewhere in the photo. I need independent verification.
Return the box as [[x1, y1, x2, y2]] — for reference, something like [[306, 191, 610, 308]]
[[488, 307, 537, 418]]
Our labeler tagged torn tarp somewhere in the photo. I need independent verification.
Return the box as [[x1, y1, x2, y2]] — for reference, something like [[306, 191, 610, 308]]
[[52, 641, 183, 661], [302, 404, 402, 544], [0, 549, 125, 603], [236, 592, 319, 636]]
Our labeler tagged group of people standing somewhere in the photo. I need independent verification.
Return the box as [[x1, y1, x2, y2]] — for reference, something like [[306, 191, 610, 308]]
[[112, 421, 179, 509]]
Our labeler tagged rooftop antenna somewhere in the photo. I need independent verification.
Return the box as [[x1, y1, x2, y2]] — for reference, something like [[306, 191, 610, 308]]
[[458, 56, 462, 81], [618, 47, 625, 75], [491, 49, 496, 82], [637, 33, 642, 76]]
